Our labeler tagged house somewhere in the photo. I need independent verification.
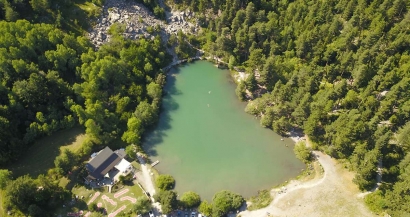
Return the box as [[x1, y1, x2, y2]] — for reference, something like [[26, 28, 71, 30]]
[[86, 146, 132, 182]]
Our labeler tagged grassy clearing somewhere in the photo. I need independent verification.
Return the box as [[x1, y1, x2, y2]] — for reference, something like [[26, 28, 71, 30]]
[[57, 0, 101, 35], [247, 190, 273, 211], [9, 126, 86, 178]]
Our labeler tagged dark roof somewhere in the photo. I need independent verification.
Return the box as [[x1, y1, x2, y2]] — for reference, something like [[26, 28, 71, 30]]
[[86, 147, 124, 180]]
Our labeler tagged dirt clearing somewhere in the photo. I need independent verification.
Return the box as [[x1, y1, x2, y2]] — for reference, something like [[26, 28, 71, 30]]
[[238, 151, 376, 217]]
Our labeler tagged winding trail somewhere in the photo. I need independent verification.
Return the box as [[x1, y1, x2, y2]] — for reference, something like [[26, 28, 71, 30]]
[[238, 151, 376, 217]]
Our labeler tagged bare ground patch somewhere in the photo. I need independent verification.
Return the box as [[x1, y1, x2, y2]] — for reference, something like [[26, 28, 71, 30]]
[[238, 152, 376, 217]]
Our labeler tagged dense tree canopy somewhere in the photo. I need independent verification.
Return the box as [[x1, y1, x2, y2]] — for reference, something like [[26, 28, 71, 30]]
[[4, 175, 69, 216], [0, 11, 170, 214], [0, 20, 89, 165], [0, 20, 171, 167]]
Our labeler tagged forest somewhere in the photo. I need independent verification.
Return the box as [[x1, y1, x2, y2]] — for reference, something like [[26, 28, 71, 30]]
[[0, 0, 170, 213], [172, 0, 410, 216]]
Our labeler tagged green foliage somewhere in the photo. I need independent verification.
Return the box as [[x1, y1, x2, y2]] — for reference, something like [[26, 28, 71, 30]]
[[293, 141, 311, 164], [155, 174, 175, 191], [0, 0, 103, 33], [235, 81, 246, 101], [28, 204, 44, 217], [88, 202, 98, 212], [0, 20, 90, 165], [198, 200, 212, 217], [248, 190, 272, 211], [272, 117, 291, 136], [54, 149, 78, 175], [133, 196, 152, 215], [153, 190, 177, 214], [397, 122, 410, 151], [365, 190, 388, 214], [72, 36, 170, 147], [125, 144, 137, 159], [5, 175, 68, 215], [211, 190, 244, 217], [0, 170, 12, 189], [135, 0, 165, 20], [175, 30, 197, 59], [180, 191, 201, 208], [89, 212, 105, 217]]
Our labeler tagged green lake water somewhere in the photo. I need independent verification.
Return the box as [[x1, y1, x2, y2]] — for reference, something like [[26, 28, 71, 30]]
[[144, 61, 304, 200]]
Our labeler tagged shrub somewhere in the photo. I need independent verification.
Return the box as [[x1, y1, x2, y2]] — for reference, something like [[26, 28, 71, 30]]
[[180, 191, 201, 208], [133, 196, 152, 215], [88, 202, 98, 212], [211, 190, 244, 217], [293, 141, 311, 163], [153, 190, 177, 214], [248, 190, 272, 210], [155, 174, 175, 191]]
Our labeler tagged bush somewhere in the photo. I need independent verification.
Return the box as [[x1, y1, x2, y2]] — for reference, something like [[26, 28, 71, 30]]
[[28, 204, 43, 217], [364, 190, 387, 214], [155, 174, 175, 191], [211, 190, 244, 217], [180, 191, 201, 208], [133, 196, 152, 215], [293, 141, 311, 163], [153, 190, 177, 214], [88, 202, 98, 212], [248, 190, 272, 210], [198, 200, 212, 217]]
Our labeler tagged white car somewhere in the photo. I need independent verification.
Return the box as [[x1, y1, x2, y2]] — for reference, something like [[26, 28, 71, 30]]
[[198, 214, 202, 217], [191, 212, 196, 217]]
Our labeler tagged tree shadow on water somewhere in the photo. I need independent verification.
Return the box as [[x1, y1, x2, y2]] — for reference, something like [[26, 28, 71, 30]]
[[143, 67, 182, 156]]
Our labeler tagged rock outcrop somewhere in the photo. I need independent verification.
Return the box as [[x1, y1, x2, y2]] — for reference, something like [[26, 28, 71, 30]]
[[89, 0, 199, 56]]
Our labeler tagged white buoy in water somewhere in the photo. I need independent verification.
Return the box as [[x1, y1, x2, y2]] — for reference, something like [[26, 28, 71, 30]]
[[209, 91, 211, 94], [207, 104, 210, 107]]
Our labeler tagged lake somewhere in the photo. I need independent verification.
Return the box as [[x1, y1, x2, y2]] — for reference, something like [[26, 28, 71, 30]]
[[144, 61, 304, 200]]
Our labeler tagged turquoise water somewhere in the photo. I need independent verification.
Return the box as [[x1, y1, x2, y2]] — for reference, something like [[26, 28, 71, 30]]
[[143, 61, 304, 200]]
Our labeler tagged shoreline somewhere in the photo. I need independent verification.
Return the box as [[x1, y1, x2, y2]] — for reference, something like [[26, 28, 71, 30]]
[[239, 136, 375, 217]]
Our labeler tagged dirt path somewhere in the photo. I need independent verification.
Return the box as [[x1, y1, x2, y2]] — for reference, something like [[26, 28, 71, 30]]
[[136, 154, 162, 215], [238, 151, 376, 217]]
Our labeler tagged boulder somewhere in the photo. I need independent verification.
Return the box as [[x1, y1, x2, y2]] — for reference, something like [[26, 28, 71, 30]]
[[109, 12, 120, 22]]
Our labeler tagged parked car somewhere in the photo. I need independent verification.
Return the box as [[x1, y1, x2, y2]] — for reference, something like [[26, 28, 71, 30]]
[[149, 211, 155, 217], [198, 214, 202, 217], [191, 212, 196, 217]]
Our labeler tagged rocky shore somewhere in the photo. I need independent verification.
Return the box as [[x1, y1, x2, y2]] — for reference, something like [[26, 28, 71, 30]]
[[88, 0, 199, 51]]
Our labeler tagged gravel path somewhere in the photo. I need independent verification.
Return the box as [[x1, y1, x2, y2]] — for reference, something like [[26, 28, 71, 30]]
[[238, 151, 376, 217], [136, 154, 162, 215]]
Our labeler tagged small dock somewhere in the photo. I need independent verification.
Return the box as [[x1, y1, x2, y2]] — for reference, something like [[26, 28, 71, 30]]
[[151, 160, 160, 167]]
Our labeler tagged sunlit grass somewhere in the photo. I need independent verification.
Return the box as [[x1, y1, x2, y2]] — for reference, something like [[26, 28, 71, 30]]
[[9, 126, 86, 178]]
